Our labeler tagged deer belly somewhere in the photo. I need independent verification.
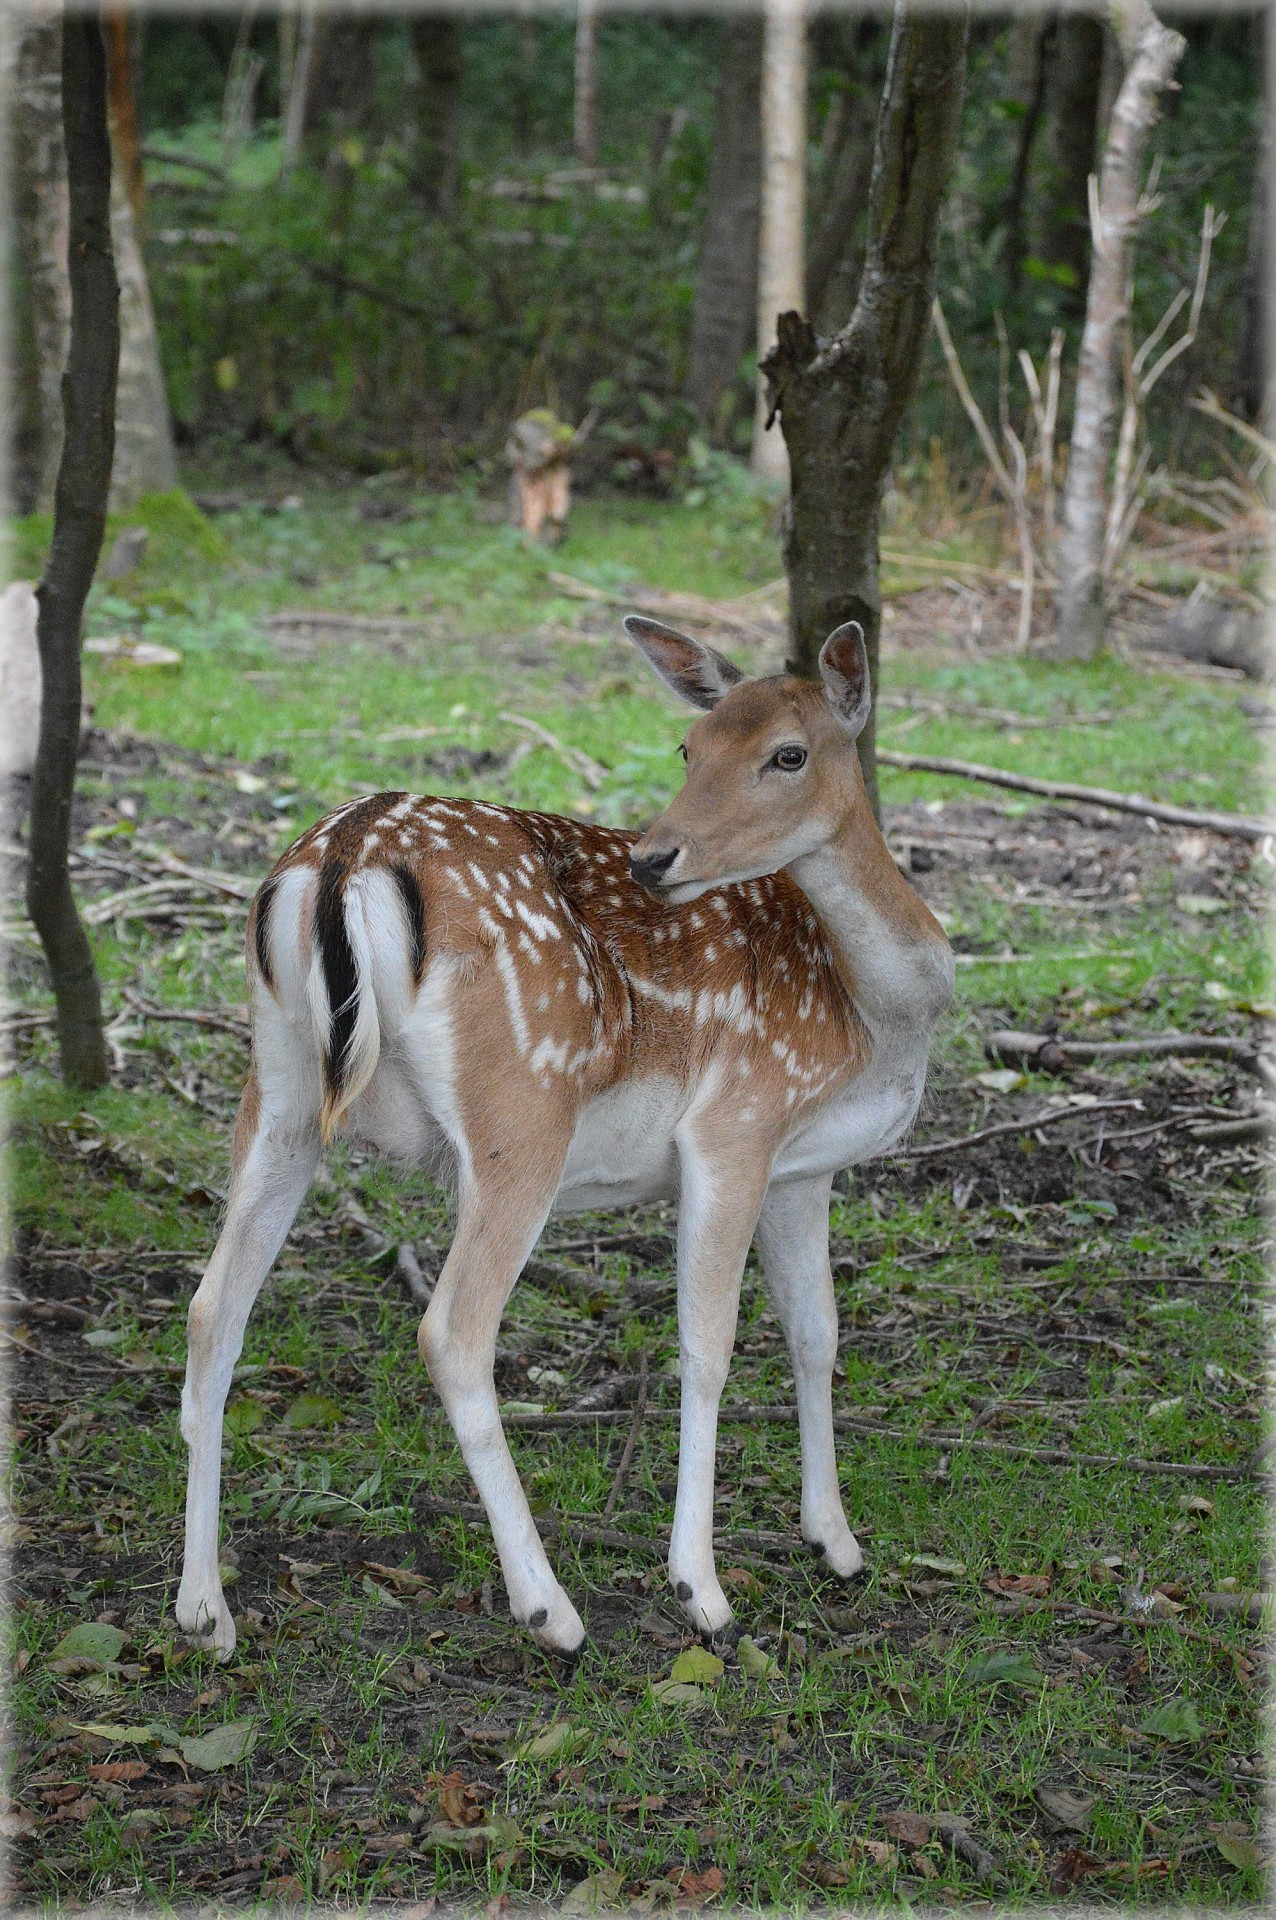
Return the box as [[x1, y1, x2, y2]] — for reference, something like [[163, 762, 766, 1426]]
[[773, 1065, 926, 1181], [554, 1076, 683, 1212]]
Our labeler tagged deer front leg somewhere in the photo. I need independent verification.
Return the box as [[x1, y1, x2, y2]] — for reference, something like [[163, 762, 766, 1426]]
[[417, 1153, 584, 1655], [668, 1136, 770, 1639], [754, 1174, 863, 1579]]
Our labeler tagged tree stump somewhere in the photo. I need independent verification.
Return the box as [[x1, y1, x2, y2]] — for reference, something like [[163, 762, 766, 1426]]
[[506, 409, 575, 545]]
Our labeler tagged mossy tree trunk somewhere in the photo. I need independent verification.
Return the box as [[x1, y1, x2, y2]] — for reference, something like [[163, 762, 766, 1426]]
[[25, 13, 119, 1090], [761, 2, 968, 817]]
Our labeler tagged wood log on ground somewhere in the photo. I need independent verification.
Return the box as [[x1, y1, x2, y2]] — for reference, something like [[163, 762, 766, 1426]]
[[877, 749, 1272, 841], [1150, 588, 1270, 680], [986, 1029, 1270, 1076]]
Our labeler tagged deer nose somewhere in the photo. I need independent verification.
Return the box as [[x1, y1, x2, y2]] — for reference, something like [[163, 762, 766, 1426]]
[[629, 846, 680, 892]]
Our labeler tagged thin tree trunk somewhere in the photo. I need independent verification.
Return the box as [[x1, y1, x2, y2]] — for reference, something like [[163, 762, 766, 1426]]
[[104, 6, 178, 506], [9, 0, 71, 514], [26, 13, 118, 1091], [1236, 25, 1267, 424], [1000, 8, 1050, 295], [411, 15, 463, 217], [1051, 0, 1185, 660], [1039, 11, 1104, 304], [574, 0, 598, 169], [281, 0, 319, 173], [761, 3, 968, 816], [753, 0, 807, 483], [685, 15, 763, 425], [103, 5, 143, 217]]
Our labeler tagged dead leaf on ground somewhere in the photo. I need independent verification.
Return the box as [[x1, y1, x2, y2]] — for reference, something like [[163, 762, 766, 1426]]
[[430, 1768, 487, 1828], [559, 1868, 627, 1914], [984, 1570, 1052, 1598], [1035, 1786, 1093, 1832], [88, 1759, 148, 1785], [1050, 1847, 1106, 1893], [884, 1811, 932, 1849], [671, 1864, 726, 1906]]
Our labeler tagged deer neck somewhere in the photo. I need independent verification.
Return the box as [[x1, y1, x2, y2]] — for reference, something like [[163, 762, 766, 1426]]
[[785, 795, 953, 1040]]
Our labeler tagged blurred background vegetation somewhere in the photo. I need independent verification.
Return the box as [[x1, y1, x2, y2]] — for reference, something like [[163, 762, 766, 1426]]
[[9, 5, 1264, 506]]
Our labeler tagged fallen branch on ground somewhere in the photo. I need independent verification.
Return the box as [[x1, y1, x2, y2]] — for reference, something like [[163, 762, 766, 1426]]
[[898, 1098, 1142, 1160], [395, 1242, 433, 1307], [122, 989, 250, 1042], [602, 1351, 648, 1520], [987, 1028, 1272, 1080], [490, 1404, 1248, 1480], [499, 711, 607, 790], [878, 750, 1272, 841]]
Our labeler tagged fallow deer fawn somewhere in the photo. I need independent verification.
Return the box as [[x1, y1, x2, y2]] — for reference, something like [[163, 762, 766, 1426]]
[[176, 618, 953, 1658]]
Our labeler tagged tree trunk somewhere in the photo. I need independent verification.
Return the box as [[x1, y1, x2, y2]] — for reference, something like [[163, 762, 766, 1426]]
[[574, 0, 598, 168], [410, 15, 463, 218], [105, 9, 178, 507], [762, 3, 968, 817], [752, 0, 808, 484], [281, 0, 319, 173], [308, 13, 379, 143], [1236, 30, 1267, 423], [806, 73, 877, 332], [1052, 0, 1185, 661], [9, 0, 71, 514], [1000, 8, 1050, 295], [107, 166, 178, 506], [1038, 11, 1104, 304], [26, 13, 118, 1091], [684, 16, 763, 427]]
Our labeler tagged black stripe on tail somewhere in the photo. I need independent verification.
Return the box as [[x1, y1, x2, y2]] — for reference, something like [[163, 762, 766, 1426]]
[[389, 863, 427, 982], [253, 871, 282, 988], [315, 854, 360, 1115]]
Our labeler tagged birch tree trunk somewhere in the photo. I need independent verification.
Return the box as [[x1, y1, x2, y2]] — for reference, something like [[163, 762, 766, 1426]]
[[685, 15, 763, 426], [9, 0, 71, 513], [574, 0, 598, 169], [761, 2, 968, 816], [752, 0, 807, 483], [26, 13, 118, 1090], [1051, 0, 1185, 660], [108, 166, 178, 506]]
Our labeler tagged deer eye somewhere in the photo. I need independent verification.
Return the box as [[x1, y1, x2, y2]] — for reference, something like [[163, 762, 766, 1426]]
[[677, 742, 688, 762], [772, 745, 807, 772]]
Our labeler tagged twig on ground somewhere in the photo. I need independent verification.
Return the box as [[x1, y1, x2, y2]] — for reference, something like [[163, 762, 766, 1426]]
[[123, 988, 251, 1042], [877, 750, 1272, 841], [498, 712, 606, 790], [396, 1243, 433, 1308], [898, 1098, 1142, 1160], [1184, 1114, 1269, 1144], [602, 1351, 648, 1519], [490, 1404, 1249, 1480]]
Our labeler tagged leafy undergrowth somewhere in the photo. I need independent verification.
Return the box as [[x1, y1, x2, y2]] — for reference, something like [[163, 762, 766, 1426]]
[[4, 488, 1271, 1909]]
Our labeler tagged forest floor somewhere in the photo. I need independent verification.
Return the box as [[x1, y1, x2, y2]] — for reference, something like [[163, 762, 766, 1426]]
[[3, 478, 1271, 1911]]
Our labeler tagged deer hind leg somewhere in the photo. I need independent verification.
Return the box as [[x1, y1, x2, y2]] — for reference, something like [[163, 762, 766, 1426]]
[[754, 1174, 863, 1579], [668, 1133, 770, 1639], [176, 1071, 320, 1658], [417, 1135, 582, 1653]]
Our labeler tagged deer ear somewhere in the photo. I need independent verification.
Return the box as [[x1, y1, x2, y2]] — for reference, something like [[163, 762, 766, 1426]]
[[623, 615, 745, 710], [818, 621, 872, 739]]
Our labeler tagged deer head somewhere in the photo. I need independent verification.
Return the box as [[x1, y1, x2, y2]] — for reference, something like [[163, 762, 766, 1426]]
[[624, 616, 872, 903]]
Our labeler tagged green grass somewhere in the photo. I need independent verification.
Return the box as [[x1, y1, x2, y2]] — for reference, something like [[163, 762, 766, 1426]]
[[6, 485, 1268, 1908]]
